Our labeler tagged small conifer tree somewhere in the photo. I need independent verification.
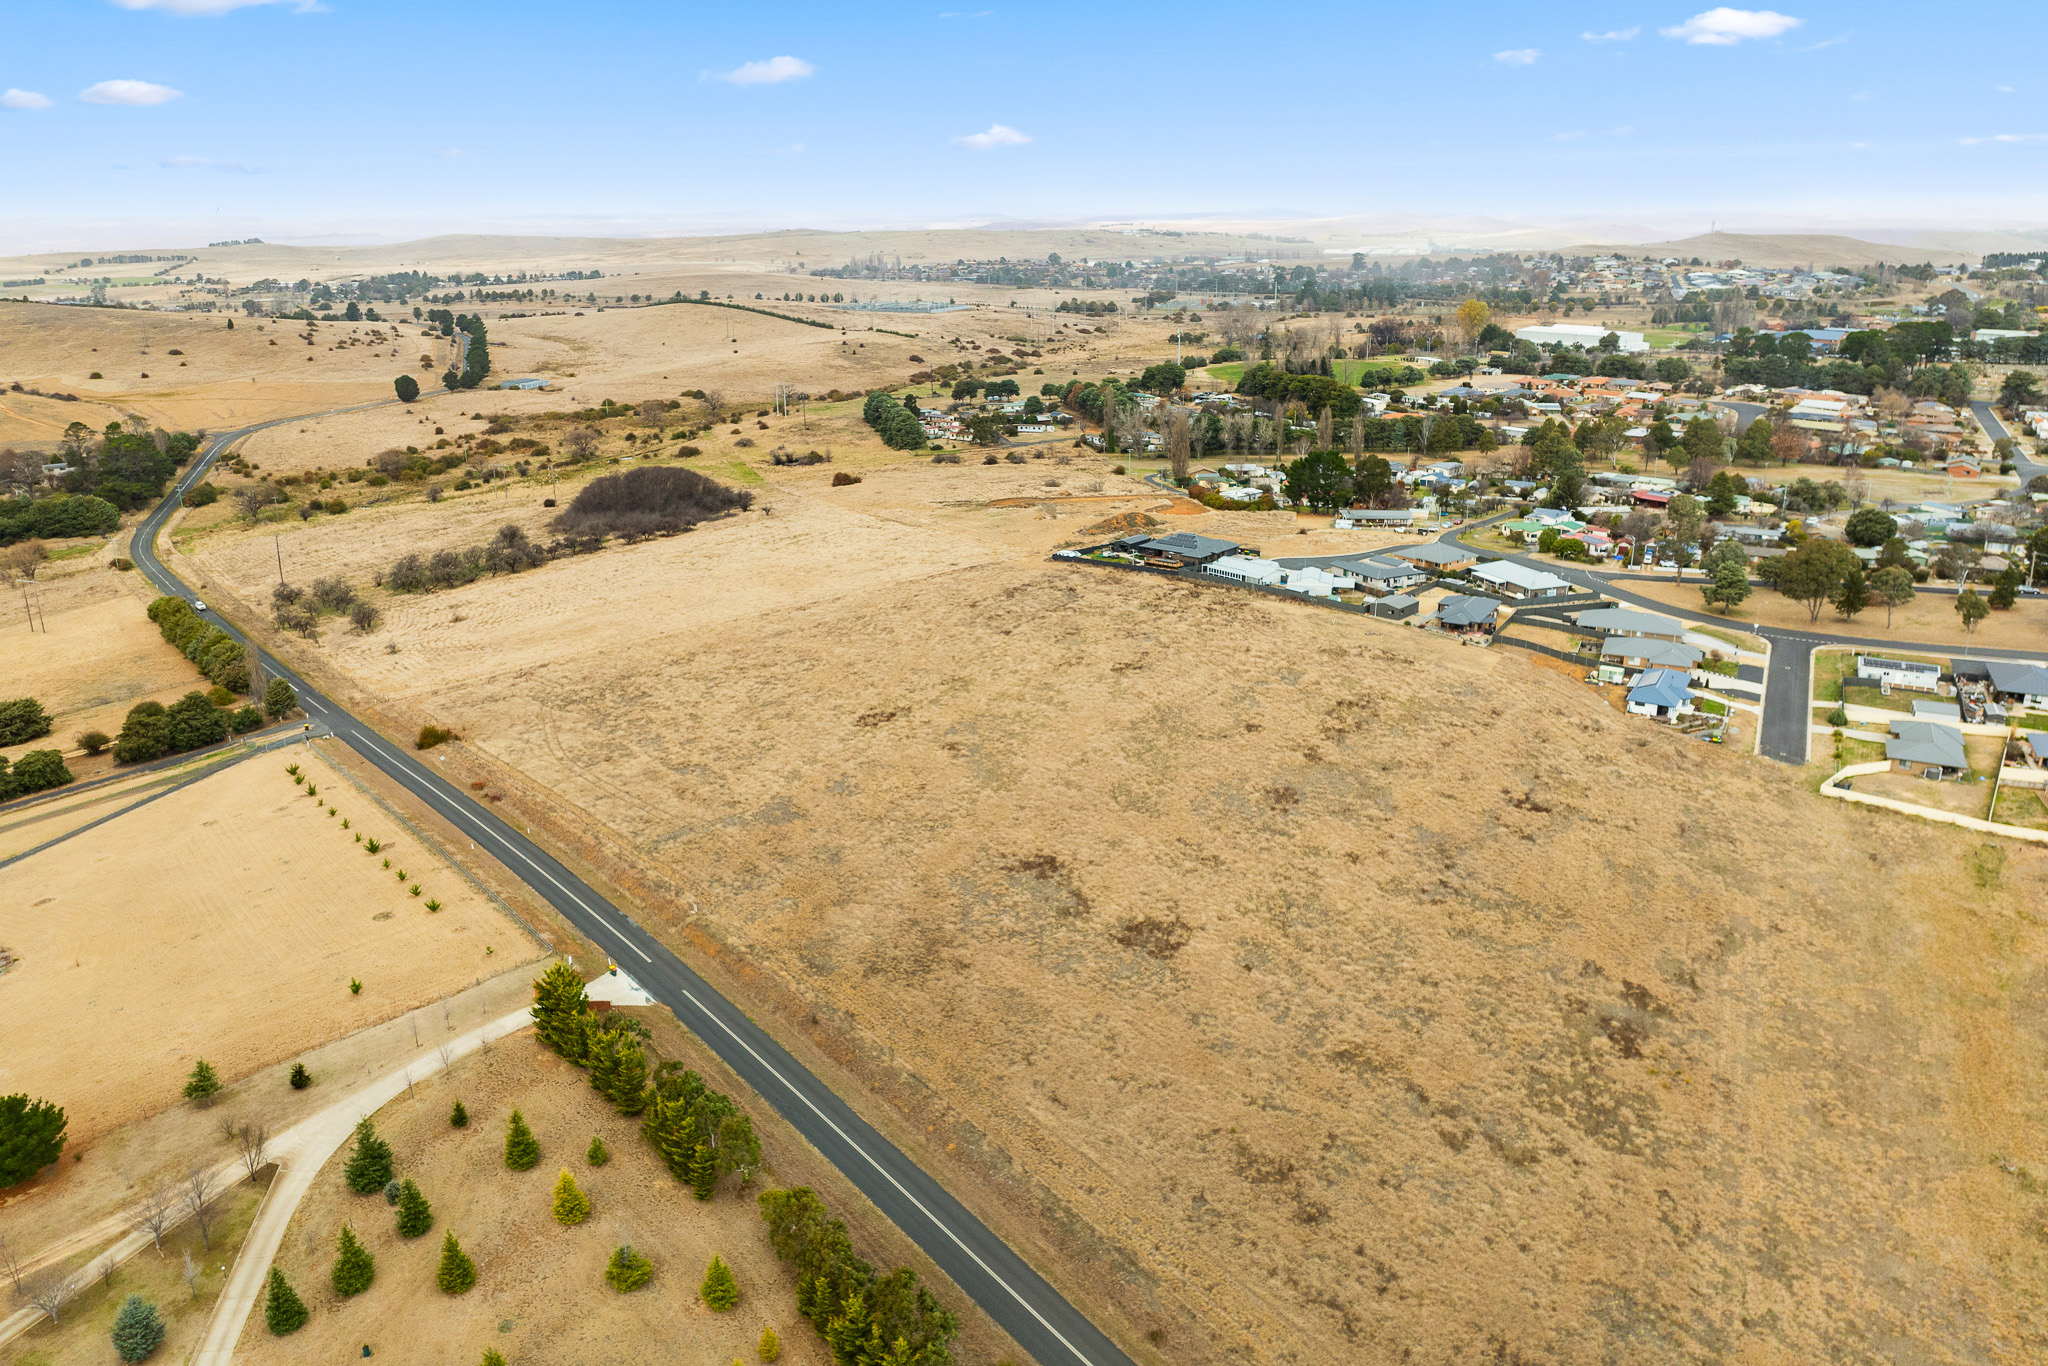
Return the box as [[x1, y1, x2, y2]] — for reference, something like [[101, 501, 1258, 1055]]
[[331, 1224, 376, 1296], [111, 1294, 166, 1363], [689, 1141, 716, 1200], [264, 1267, 309, 1335], [700, 1255, 739, 1311], [288, 1062, 312, 1090], [605, 1244, 654, 1292], [551, 1168, 591, 1225], [344, 1119, 394, 1194], [504, 1110, 539, 1170], [436, 1232, 477, 1294], [450, 1099, 468, 1128], [396, 1178, 434, 1237], [758, 1326, 781, 1363], [481, 1352, 507, 1366], [183, 1059, 222, 1105], [587, 1134, 609, 1166]]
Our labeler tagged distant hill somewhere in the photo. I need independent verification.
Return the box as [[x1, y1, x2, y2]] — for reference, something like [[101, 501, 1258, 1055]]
[[1554, 231, 1973, 270]]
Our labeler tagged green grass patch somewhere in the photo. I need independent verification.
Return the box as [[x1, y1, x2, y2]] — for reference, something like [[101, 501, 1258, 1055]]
[[1698, 658, 1740, 677], [723, 460, 764, 486], [1695, 697, 1729, 716], [43, 542, 105, 563], [1842, 682, 1916, 714], [1691, 625, 1750, 651], [1201, 362, 1244, 384], [2012, 713, 2048, 732]]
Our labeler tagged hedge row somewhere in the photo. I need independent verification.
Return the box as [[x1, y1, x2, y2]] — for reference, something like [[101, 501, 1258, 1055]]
[[147, 596, 251, 693]]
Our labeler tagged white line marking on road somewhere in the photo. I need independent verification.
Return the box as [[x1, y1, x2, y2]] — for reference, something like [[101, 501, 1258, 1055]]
[[675, 985, 1102, 1366]]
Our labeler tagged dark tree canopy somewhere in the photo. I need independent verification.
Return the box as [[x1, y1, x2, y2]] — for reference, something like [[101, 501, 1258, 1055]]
[[0, 1093, 68, 1187]]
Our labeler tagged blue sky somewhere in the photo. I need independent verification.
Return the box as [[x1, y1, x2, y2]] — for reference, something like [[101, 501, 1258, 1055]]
[[2, 1, 2045, 250]]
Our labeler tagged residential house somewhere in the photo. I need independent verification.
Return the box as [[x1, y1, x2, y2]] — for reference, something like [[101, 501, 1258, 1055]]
[[1945, 452, 1982, 479], [1206, 555, 1282, 586], [1576, 606, 1687, 640], [1434, 595, 1500, 635], [1884, 719, 1968, 779], [1601, 636, 1703, 673], [1470, 560, 1573, 599], [1120, 532, 1241, 566], [1336, 556, 1430, 595], [1385, 542, 1477, 571], [1981, 659, 2048, 709], [1625, 668, 1694, 717], [1857, 656, 1942, 691]]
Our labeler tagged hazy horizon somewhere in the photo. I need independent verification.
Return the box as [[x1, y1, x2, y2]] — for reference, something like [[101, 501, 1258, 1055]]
[[4, 0, 2046, 254]]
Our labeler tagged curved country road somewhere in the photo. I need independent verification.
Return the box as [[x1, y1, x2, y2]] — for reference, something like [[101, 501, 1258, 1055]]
[[133, 406, 1135, 1366]]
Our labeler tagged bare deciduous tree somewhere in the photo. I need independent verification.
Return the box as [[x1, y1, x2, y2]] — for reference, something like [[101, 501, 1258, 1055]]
[[181, 1250, 200, 1299], [185, 1167, 222, 1252], [636, 399, 668, 429], [237, 1123, 269, 1180], [561, 426, 600, 461], [132, 1176, 179, 1252], [215, 1111, 241, 1144], [19, 1265, 77, 1326], [234, 482, 283, 522], [437, 1043, 455, 1073], [700, 389, 726, 424], [0, 1232, 23, 1293]]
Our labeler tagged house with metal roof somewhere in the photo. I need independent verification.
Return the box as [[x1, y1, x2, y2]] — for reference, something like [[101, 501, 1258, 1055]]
[[1576, 606, 1686, 640], [1982, 659, 2048, 709], [1333, 556, 1429, 595], [1205, 555, 1282, 586], [1857, 656, 1942, 691], [1384, 542, 1477, 570], [1469, 560, 1572, 600], [1434, 595, 1500, 634], [1369, 593, 1419, 621], [1601, 636, 1702, 673], [1625, 668, 1694, 717], [1125, 532, 1241, 565], [1885, 719, 1968, 778]]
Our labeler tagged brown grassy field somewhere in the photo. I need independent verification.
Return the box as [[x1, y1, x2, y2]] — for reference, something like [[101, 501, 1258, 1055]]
[[0, 744, 541, 1145], [1624, 576, 2048, 650], [177, 445, 2048, 1365], [0, 569, 205, 767]]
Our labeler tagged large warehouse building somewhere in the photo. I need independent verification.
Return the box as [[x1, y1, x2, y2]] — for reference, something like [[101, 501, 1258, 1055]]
[[1513, 322, 1650, 354]]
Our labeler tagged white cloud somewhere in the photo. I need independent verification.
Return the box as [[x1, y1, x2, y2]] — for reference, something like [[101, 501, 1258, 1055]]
[[1959, 133, 2048, 146], [1493, 48, 1540, 66], [1661, 8, 1802, 45], [111, 0, 324, 12], [716, 55, 813, 86], [2, 88, 53, 110], [1996, 84, 2015, 93], [161, 155, 256, 172], [953, 123, 1030, 150], [80, 79, 183, 105], [1581, 27, 1639, 41]]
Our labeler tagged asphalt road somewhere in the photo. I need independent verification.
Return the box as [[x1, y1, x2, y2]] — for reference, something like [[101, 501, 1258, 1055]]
[[1972, 398, 2047, 487], [133, 415, 1135, 1366]]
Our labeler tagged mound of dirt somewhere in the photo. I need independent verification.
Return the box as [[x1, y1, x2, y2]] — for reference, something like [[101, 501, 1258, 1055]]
[[1079, 509, 1163, 537]]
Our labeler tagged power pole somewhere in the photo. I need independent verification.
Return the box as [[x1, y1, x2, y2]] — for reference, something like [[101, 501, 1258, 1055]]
[[275, 533, 284, 584]]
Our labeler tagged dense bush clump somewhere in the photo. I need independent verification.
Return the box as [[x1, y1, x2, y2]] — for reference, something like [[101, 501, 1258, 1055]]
[[860, 392, 927, 450], [0, 749, 73, 800], [550, 466, 753, 539], [0, 1093, 67, 1187], [386, 524, 554, 593], [112, 691, 231, 765], [0, 697, 52, 745], [0, 493, 121, 545]]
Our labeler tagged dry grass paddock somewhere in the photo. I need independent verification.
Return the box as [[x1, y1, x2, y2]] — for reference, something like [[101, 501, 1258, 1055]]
[[182, 448, 2048, 1365], [0, 744, 542, 1146]]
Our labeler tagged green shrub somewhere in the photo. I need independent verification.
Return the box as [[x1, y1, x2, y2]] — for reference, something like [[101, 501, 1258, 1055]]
[[343, 1119, 393, 1193], [450, 1100, 468, 1128], [0, 750, 72, 800], [605, 1244, 654, 1292], [111, 1293, 165, 1362], [699, 1255, 738, 1310], [263, 1268, 308, 1335], [182, 1059, 221, 1105], [289, 1063, 311, 1090], [75, 729, 112, 756], [504, 1110, 540, 1170], [587, 1134, 609, 1166], [396, 1178, 434, 1237], [331, 1225, 376, 1296], [436, 1232, 477, 1294], [418, 724, 458, 750], [0, 697, 52, 746], [0, 1093, 67, 1188]]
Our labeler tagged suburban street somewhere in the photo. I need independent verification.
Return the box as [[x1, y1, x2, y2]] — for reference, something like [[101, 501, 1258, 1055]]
[[131, 415, 1136, 1366]]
